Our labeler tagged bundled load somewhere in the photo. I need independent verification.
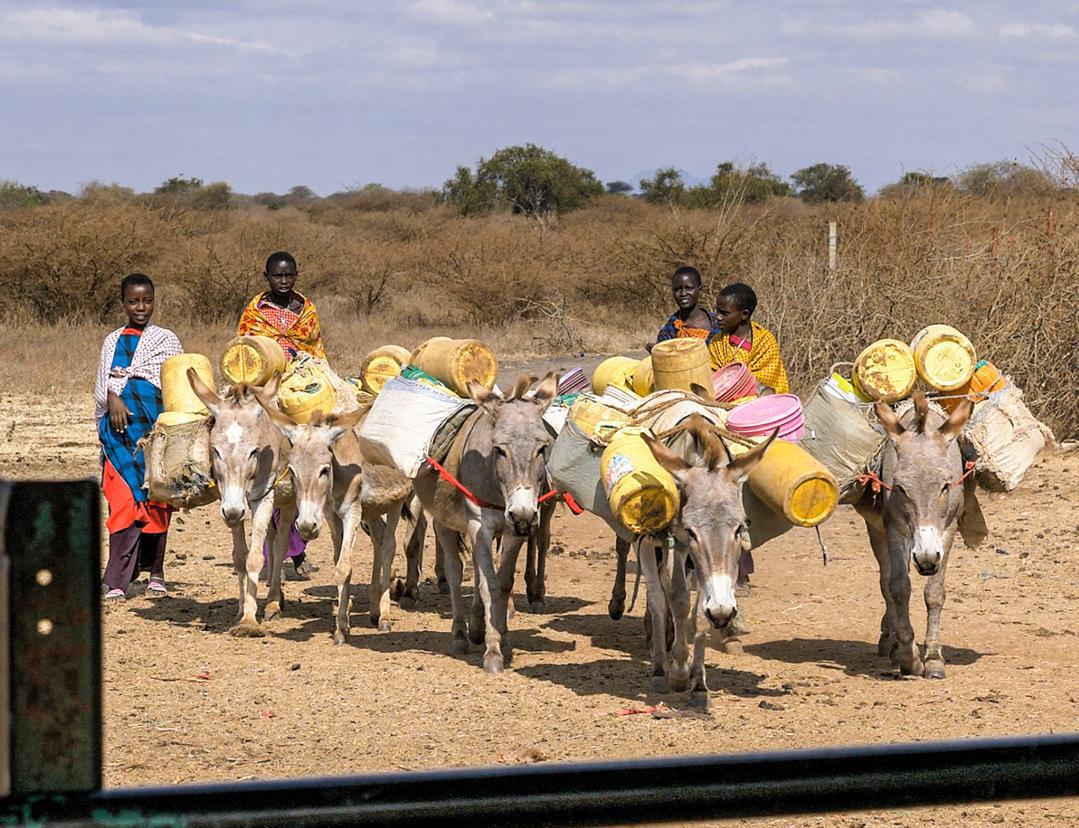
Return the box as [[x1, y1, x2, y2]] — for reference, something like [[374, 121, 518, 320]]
[[141, 353, 216, 510], [220, 335, 287, 387], [359, 345, 412, 394], [650, 338, 714, 394], [277, 359, 338, 424], [806, 324, 1053, 496], [410, 336, 498, 397]]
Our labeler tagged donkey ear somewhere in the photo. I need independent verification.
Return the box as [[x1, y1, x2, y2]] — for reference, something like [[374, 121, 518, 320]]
[[875, 401, 904, 442], [530, 372, 559, 413], [939, 398, 974, 443], [641, 431, 691, 479], [325, 407, 365, 443], [187, 367, 222, 418], [253, 390, 301, 443], [510, 375, 537, 401], [467, 380, 503, 415], [912, 390, 930, 434], [726, 429, 778, 485], [259, 371, 282, 400]]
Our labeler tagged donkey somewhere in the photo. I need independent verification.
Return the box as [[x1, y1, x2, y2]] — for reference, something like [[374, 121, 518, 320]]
[[855, 392, 986, 678], [410, 373, 558, 673], [256, 403, 366, 644], [636, 415, 775, 709], [188, 369, 295, 637]]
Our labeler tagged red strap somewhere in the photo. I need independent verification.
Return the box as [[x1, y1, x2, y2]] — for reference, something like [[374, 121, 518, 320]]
[[950, 460, 977, 489], [425, 456, 582, 515], [857, 470, 892, 493]]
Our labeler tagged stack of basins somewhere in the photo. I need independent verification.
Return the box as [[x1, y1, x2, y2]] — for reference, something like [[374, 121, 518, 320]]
[[726, 394, 806, 442], [711, 363, 757, 403], [557, 367, 590, 396]]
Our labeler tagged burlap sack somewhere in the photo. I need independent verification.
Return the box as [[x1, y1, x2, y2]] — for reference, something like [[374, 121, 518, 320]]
[[141, 417, 217, 509]]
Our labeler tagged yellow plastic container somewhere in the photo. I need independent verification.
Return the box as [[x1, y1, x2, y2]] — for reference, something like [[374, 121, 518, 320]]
[[361, 344, 412, 394], [591, 356, 640, 395], [601, 427, 679, 535], [277, 365, 337, 424], [155, 411, 207, 428], [632, 356, 655, 396], [410, 337, 498, 397], [730, 438, 839, 527], [569, 397, 630, 442], [853, 339, 917, 403], [220, 335, 287, 387], [651, 339, 714, 395], [161, 354, 213, 414], [910, 324, 977, 392]]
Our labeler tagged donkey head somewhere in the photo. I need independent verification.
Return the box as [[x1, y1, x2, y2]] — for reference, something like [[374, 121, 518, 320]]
[[188, 368, 282, 527], [876, 391, 974, 576], [467, 373, 559, 537], [256, 402, 365, 540], [643, 415, 775, 630]]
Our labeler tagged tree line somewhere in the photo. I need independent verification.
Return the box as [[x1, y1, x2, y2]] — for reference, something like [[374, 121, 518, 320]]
[[1, 143, 1073, 217]]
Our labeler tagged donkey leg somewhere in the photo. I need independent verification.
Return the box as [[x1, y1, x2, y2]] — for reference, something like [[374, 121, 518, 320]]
[[437, 522, 470, 656], [609, 536, 630, 620], [399, 503, 426, 609], [689, 593, 711, 709], [373, 506, 402, 632], [495, 537, 526, 667], [666, 553, 693, 693], [639, 540, 669, 693], [888, 543, 922, 676], [264, 502, 294, 622], [524, 501, 552, 613], [923, 537, 953, 679], [366, 511, 388, 628], [231, 498, 272, 637], [229, 522, 249, 625], [328, 509, 353, 645], [472, 524, 506, 674]]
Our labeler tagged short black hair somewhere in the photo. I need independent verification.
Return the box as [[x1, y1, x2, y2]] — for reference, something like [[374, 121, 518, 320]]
[[718, 282, 757, 315], [265, 251, 297, 272], [671, 265, 702, 287], [120, 272, 154, 300]]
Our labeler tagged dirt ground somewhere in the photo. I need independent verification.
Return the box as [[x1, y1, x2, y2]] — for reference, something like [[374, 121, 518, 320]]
[[3, 388, 1079, 827]]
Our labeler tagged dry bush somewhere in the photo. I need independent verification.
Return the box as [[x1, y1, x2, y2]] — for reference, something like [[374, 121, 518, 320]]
[[1, 192, 1076, 437]]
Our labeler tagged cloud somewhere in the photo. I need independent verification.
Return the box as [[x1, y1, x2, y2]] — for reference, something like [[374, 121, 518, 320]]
[[999, 22, 1076, 40], [670, 57, 788, 85], [0, 6, 269, 51], [408, 0, 493, 26], [550, 57, 787, 89], [785, 9, 976, 42]]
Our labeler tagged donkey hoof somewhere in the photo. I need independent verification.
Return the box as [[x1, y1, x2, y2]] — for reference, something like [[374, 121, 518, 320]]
[[398, 595, 417, 611], [452, 638, 470, 655], [689, 691, 711, 710], [264, 602, 282, 622], [721, 638, 745, 656], [650, 675, 668, 693], [368, 614, 380, 628], [608, 599, 625, 621], [377, 619, 392, 633], [390, 579, 405, 602], [528, 601, 546, 614], [467, 622, 486, 646], [925, 661, 946, 680], [332, 629, 349, 646], [483, 653, 504, 674], [228, 621, 265, 638]]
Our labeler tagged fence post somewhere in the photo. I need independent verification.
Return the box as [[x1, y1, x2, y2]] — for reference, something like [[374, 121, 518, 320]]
[[828, 221, 837, 271]]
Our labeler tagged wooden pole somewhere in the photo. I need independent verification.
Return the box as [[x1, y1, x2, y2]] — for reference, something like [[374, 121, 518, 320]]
[[828, 221, 837, 271], [1047, 206, 1054, 238]]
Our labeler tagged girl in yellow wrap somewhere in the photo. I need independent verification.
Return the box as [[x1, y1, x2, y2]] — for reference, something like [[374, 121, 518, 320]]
[[709, 282, 790, 395]]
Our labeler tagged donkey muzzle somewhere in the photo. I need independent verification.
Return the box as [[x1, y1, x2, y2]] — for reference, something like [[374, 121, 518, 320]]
[[912, 526, 944, 576], [702, 574, 737, 629], [505, 486, 539, 537]]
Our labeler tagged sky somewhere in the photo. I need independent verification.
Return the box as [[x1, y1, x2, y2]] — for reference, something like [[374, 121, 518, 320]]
[[2, 0, 1078, 196]]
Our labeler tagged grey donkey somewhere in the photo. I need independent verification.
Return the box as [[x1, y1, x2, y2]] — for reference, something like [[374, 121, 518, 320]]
[[855, 391, 987, 678]]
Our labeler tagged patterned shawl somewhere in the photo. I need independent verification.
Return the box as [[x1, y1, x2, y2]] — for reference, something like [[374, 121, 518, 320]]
[[94, 323, 182, 418], [657, 309, 721, 345], [707, 320, 791, 394], [238, 291, 326, 360]]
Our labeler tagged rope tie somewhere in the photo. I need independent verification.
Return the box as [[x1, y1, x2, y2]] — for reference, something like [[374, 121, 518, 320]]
[[425, 456, 583, 515]]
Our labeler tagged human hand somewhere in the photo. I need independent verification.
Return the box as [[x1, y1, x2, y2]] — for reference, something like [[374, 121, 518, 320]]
[[107, 392, 131, 432]]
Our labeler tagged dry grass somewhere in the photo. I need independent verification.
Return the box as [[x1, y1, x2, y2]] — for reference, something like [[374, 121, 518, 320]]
[[1, 191, 1076, 437]]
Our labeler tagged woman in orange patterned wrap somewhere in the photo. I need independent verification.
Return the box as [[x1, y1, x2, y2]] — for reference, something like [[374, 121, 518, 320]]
[[237, 251, 326, 361]]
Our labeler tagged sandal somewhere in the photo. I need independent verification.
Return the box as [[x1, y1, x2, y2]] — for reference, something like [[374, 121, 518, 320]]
[[103, 588, 126, 602], [147, 579, 168, 597]]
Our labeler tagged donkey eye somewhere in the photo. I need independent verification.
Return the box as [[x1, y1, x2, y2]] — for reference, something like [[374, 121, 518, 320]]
[[319, 466, 331, 478], [248, 448, 259, 460], [495, 446, 508, 459], [536, 445, 547, 459], [212, 447, 222, 460], [684, 527, 699, 544]]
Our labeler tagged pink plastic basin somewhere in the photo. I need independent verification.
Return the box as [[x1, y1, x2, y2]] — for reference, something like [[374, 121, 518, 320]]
[[726, 393, 805, 440], [712, 363, 756, 402]]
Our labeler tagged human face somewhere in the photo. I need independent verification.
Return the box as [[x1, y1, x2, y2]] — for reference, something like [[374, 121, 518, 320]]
[[122, 284, 154, 327], [265, 260, 297, 299], [671, 273, 701, 312], [715, 295, 748, 335]]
